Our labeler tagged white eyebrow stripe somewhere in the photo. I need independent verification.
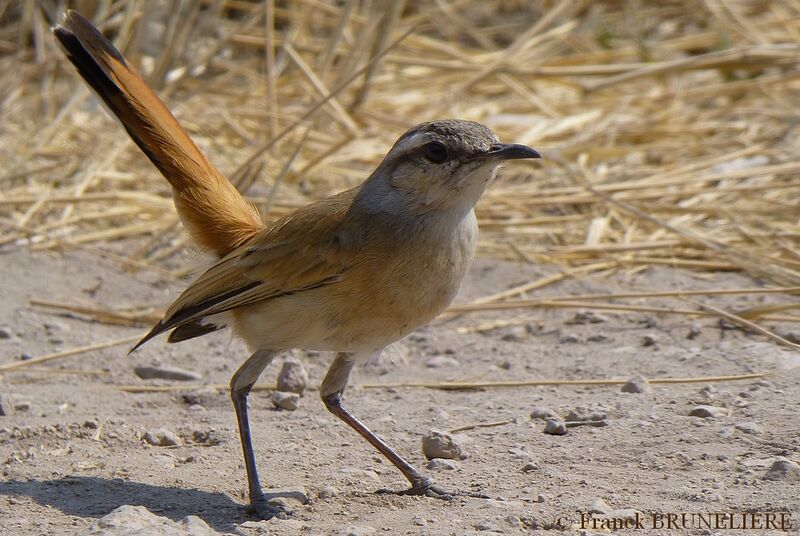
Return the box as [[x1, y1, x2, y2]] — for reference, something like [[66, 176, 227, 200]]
[[390, 131, 430, 156]]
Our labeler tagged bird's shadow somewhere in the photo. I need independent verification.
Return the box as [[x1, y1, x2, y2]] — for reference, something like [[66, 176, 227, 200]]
[[1, 475, 247, 533]]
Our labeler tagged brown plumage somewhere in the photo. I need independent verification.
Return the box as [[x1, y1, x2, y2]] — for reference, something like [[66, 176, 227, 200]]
[[53, 9, 541, 520], [53, 10, 262, 257]]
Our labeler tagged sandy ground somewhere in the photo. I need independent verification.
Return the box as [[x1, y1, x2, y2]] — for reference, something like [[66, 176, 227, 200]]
[[1, 247, 798, 535]]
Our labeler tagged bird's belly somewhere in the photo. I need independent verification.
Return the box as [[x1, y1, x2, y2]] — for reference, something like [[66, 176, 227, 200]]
[[232, 275, 459, 354]]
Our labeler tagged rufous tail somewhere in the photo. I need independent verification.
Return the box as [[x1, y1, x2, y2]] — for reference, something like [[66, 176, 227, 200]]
[[53, 10, 263, 257]]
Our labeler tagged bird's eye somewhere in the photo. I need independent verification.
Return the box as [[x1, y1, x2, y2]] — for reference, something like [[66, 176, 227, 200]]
[[423, 142, 448, 163]]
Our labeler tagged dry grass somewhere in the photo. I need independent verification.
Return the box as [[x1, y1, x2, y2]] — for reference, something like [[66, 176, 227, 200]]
[[2, 0, 800, 349]]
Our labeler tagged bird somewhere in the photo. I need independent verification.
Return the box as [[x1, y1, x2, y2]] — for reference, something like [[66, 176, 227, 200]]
[[53, 10, 541, 519]]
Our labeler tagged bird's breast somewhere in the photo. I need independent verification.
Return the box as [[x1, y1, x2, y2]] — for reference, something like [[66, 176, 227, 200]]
[[330, 209, 478, 348]]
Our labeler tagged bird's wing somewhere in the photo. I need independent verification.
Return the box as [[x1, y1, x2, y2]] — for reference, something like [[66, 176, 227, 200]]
[[131, 189, 360, 351]]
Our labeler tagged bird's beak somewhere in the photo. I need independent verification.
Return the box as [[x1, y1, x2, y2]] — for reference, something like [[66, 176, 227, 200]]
[[483, 143, 541, 161]]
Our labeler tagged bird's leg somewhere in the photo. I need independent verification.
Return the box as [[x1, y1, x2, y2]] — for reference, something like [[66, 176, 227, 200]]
[[230, 349, 288, 519], [320, 352, 472, 500]]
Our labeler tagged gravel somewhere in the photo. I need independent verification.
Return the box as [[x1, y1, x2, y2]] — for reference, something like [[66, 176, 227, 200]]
[[143, 428, 182, 447], [641, 334, 658, 347], [78, 505, 219, 535], [426, 458, 457, 470], [272, 391, 300, 411], [689, 405, 729, 418], [277, 356, 309, 395], [734, 422, 763, 435], [566, 407, 608, 422], [543, 420, 567, 435], [530, 406, 560, 421], [620, 374, 651, 394], [589, 497, 612, 514], [422, 430, 466, 460], [763, 458, 800, 481], [318, 485, 339, 499]]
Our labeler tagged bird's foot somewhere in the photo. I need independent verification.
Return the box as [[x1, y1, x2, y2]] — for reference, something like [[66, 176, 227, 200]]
[[377, 477, 489, 501], [247, 495, 293, 520]]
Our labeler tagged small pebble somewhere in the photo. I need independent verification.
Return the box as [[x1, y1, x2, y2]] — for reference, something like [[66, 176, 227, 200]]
[[272, 391, 300, 411], [699, 385, 717, 399], [191, 429, 222, 446], [0, 326, 12, 339], [501, 326, 528, 342], [426, 458, 456, 470], [734, 422, 762, 435], [641, 334, 658, 347], [687, 324, 701, 339], [530, 406, 560, 421], [620, 374, 651, 394], [318, 485, 339, 499], [763, 458, 800, 481], [718, 426, 734, 438], [544, 419, 567, 435], [143, 428, 182, 447], [557, 332, 579, 344], [425, 355, 460, 368], [0, 395, 9, 416], [134, 365, 202, 382], [412, 515, 427, 527], [566, 407, 608, 421], [277, 356, 309, 395], [84, 505, 216, 535], [589, 497, 611, 514], [13, 401, 30, 412], [689, 405, 729, 418], [522, 462, 539, 472], [474, 522, 498, 532], [422, 430, 465, 460]]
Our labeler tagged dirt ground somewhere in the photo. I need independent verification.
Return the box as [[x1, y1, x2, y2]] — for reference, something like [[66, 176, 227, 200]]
[[1, 247, 798, 535]]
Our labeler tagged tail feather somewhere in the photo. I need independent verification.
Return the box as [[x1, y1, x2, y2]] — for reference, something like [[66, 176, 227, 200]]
[[167, 320, 224, 343], [53, 10, 263, 257]]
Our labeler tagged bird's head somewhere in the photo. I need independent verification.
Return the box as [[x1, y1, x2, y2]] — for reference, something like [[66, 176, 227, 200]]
[[363, 119, 540, 216]]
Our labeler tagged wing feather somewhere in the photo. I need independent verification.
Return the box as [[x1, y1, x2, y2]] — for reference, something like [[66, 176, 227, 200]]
[[130, 188, 360, 351]]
